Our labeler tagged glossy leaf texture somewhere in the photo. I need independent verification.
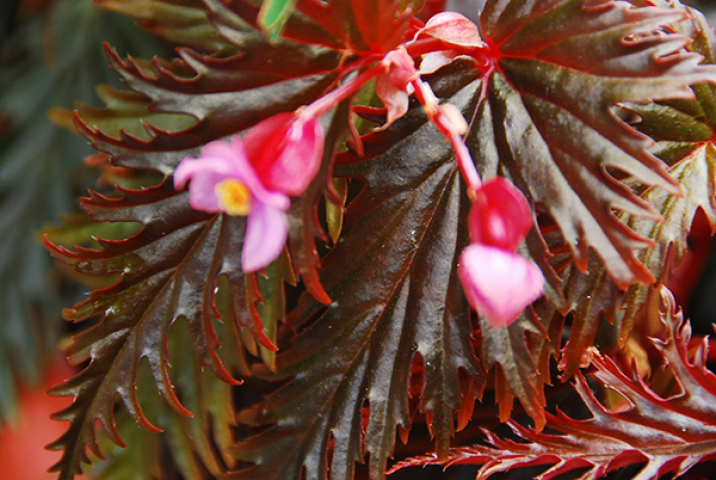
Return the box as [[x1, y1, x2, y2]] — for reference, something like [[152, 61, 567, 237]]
[[43, 9, 345, 479], [557, 143, 716, 379], [0, 0, 164, 423], [232, 65, 484, 480], [555, 1, 716, 378], [42, 1, 716, 480], [471, 0, 716, 291], [85, 309, 240, 480], [390, 287, 716, 480]]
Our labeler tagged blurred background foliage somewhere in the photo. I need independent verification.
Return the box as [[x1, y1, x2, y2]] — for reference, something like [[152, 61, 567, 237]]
[[0, 0, 167, 423]]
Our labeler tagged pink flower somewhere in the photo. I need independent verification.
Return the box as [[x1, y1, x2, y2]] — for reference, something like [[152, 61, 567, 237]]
[[458, 178, 545, 329], [244, 112, 324, 196], [174, 113, 324, 272], [468, 177, 533, 251], [459, 244, 544, 329]]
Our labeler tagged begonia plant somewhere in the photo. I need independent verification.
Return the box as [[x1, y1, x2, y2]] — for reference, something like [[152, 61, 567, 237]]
[[4, 0, 716, 479]]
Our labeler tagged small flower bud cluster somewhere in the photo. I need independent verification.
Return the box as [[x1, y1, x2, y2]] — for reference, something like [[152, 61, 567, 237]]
[[172, 12, 544, 328]]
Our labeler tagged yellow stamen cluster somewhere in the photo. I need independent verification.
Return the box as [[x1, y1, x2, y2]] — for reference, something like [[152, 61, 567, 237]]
[[215, 179, 252, 216]]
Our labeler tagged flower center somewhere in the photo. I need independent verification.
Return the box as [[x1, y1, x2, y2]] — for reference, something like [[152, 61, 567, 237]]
[[215, 179, 252, 216]]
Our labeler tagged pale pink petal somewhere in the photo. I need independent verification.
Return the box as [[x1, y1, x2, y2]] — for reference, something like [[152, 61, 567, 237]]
[[469, 178, 533, 251], [419, 51, 460, 75], [374, 48, 420, 127], [420, 12, 484, 48], [174, 143, 243, 190], [173, 141, 248, 212], [174, 137, 290, 214], [382, 48, 419, 91], [242, 198, 289, 272], [458, 244, 544, 329], [375, 73, 410, 126]]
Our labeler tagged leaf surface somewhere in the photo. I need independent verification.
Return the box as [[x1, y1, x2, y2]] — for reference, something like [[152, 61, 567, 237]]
[[95, 0, 235, 53], [556, 2, 716, 377], [0, 0, 163, 422], [471, 0, 716, 289], [390, 287, 716, 480], [232, 68, 484, 480]]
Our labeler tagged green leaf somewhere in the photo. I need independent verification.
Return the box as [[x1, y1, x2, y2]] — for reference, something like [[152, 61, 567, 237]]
[[258, 0, 298, 42], [49, 85, 197, 141]]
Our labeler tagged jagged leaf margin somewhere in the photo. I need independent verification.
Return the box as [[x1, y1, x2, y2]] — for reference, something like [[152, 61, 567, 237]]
[[470, 0, 716, 291], [0, 0, 163, 422], [555, 2, 716, 377], [231, 67, 484, 480], [390, 287, 716, 480]]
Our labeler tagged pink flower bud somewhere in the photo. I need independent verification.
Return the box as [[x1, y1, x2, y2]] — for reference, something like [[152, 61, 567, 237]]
[[244, 112, 324, 197], [459, 178, 544, 328], [468, 177, 533, 252]]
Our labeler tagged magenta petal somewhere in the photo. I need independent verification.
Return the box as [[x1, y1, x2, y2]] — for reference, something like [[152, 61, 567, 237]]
[[242, 198, 289, 272], [458, 244, 544, 329], [244, 113, 324, 196], [267, 117, 324, 196], [469, 178, 533, 251]]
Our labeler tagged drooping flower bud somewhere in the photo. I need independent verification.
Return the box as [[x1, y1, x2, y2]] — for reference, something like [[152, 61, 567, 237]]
[[468, 177, 533, 252], [243, 112, 325, 197], [458, 177, 544, 328]]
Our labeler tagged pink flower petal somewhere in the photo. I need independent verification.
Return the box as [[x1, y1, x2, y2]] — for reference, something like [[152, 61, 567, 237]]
[[174, 137, 290, 213], [174, 140, 250, 212], [375, 48, 420, 127], [419, 51, 460, 75], [244, 113, 324, 197], [382, 48, 419, 91], [458, 244, 544, 329], [271, 117, 324, 196], [420, 12, 484, 48], [375, 74, 410, 126], [469, 178, 533, 251], [242, 198, 289, 272]]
